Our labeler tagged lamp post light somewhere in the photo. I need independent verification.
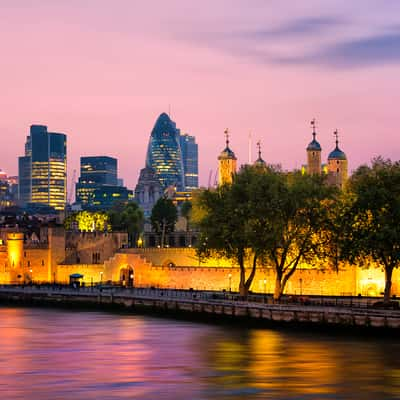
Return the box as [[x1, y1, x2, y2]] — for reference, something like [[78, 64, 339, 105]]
[[100, 271, 103, 286], [263, 278, 267, 294], [30, 269, 33, 285], [228, 273, 232, 292]]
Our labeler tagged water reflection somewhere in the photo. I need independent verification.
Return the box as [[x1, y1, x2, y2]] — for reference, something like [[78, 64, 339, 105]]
[[0, 307, 399, 399]]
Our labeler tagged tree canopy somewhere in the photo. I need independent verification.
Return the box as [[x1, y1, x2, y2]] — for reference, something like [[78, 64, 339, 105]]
[[151, 197, 178, 247], [107, 202, 143, 246], [193, 165, 337, 298], [65, 211, 110, 232], [340, 158, 400, 302], [180, 200, 193, 231]]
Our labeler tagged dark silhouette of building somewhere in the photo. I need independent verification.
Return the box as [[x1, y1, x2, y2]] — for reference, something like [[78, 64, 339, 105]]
[[134, 167, 164, 218], [18, 125, 67, 211]]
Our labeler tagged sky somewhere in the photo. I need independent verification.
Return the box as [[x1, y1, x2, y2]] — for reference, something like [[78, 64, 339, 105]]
[[1, 0, 400, 191]]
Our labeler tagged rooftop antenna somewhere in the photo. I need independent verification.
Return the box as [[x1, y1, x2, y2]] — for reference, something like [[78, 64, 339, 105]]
[[334, 129, 339, 148], [248, 132, 252, 164], [311, 118, 316, 140]]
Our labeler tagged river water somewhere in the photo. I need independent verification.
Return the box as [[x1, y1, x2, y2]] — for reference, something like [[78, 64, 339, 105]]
[[0, 307, 399, 400]]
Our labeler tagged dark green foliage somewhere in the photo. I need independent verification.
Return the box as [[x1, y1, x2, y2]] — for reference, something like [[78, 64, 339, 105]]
[[194, 166, 336, 298], [107, 202, 143, 246], [180, 200, 193, 231], [341, 158, 400, 302], [151, 197, 178, 247]]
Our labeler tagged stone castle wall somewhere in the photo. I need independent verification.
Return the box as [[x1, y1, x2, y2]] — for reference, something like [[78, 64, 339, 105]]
[[0, 228, 397, 297], [64, 231, 128, 264]]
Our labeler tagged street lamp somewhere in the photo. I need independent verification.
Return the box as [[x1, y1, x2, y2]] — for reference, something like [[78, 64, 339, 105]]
[[228, 273, 232, 292], [100, 271, 103, 286], [263, 278, 267, 294]]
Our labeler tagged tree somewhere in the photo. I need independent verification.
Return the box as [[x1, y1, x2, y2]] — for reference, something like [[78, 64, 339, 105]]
[[193, 178, 254, 297], [151, 197, 178, 247], [180, 200, 192, 231], [64, 211, 110, 232], [193, 166, 336, 299], [108, 202, 143, 246], [249, 170, 336, 300], [341, 158, 400, 303]]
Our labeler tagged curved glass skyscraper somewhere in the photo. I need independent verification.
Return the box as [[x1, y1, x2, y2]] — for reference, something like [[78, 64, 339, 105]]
[[146, 113, 185, 191]]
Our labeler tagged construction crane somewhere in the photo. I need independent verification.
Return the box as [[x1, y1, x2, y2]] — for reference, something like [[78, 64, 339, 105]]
[[67, 169, 76, 205]]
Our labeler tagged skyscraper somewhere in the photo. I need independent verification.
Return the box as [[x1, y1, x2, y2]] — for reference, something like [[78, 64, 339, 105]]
[[75, 156, 132, 209], [179, 134, 198, 190], [79, 156, 117, 185], [145, 113, 185, 191], [18, 125, 67, 211]]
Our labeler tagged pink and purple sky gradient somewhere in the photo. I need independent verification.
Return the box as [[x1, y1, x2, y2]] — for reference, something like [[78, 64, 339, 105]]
[[1, 0, 400, 189]]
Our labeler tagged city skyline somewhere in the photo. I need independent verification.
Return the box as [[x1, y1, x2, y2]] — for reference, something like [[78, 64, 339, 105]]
[[1, 1, 400, 189]]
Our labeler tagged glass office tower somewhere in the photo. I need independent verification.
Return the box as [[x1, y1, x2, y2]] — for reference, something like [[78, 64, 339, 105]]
[[18, 125, 67, 211], [79, 156, 117, 185], [179, 134, 198, 190], [76, 156, 132, 210], [145, 113, 185, 191]]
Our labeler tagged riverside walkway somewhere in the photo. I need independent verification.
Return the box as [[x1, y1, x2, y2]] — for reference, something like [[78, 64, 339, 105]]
[[0, 286, 399, 330]]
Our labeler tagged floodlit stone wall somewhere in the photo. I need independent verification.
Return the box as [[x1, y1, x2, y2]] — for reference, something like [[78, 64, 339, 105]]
[[0, 227, 397, 297]]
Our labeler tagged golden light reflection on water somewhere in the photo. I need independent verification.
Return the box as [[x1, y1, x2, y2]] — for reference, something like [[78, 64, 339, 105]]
[[1, 307, 400, 400]]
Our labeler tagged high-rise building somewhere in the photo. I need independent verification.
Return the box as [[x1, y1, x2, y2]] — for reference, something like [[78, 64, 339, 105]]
[[18, 125, 67, 211], [0, 171, 18, 209], [179, 134, 198, 190], [79, 156, 117, 186], [145, 113, 185, 191], [75, 156, 132, 210]]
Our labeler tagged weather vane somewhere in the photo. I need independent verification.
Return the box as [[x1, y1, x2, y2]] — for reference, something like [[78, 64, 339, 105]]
[[224, 128, 229, 147], [310, 118, 316, 138], [257, 140, 262, 159], [334, 129, 339, 147]]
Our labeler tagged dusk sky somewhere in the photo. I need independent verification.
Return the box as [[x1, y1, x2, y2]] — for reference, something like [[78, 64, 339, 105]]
[[1, 0, 400, 189]]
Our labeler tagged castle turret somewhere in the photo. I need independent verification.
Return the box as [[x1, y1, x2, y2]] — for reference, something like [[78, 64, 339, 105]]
[[254, 140, 267, 169], [307, 119, 322, 175], [327, 130, 348, 189], [218, 129, 237, 185], [7, 232, 24, 269]]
